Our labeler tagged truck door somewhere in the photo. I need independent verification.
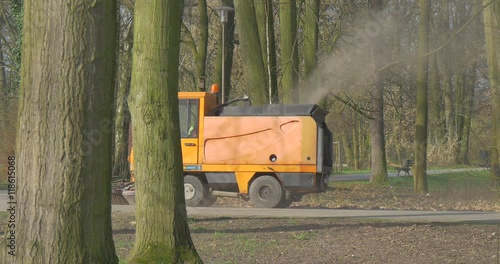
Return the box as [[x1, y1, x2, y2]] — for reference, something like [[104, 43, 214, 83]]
[[179, 99, 199, 164]]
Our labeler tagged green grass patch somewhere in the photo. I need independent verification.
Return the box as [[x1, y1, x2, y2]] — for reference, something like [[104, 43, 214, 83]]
[[427, 165, 481, 170], [213, 231, 224, 239], [389, 170, 492, 192], [330, 170, 493, 193], [292, 232, 316, 241], [332, 169, 370, 175]]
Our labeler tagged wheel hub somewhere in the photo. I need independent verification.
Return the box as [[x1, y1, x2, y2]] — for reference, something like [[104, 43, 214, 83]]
[[258, 186, 272, 200], [184, 183, 196, 200]]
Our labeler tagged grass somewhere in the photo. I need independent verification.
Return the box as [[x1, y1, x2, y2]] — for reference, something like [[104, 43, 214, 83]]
[[330, 170, 493, 191], [292, 232, 317, 241], [213, 231, 224, 239], [427, 164, 483, 170], [388, 170, 493, 192], [332, 169, 371, 175], [336, 165, 484, 176], [309, 169, 499, 211]]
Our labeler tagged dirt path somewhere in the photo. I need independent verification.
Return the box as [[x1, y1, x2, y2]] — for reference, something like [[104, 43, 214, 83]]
[[112, 212, 500, 264]]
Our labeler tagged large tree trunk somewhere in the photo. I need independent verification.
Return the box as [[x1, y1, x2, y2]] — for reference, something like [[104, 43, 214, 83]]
[[414, 0, 430, 194], [11, 0, 118, 263], [368, 0, 388, 184], [255, 0, 278, 103], [214, 0, 235, 99], [303, 0, 319, 78], [279, 0, 299, 104], [127, 1, 202, 262], [483, 0, 500, 179], [234, 0, 268, 105]]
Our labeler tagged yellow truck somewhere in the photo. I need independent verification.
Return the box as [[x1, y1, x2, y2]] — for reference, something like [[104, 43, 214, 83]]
[[126, 86, 333, 208]]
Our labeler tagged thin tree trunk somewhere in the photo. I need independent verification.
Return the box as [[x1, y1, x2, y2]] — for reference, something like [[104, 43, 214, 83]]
[[414, 0, 430, 194], [195, 0, 208, 86], [459, 63, 477, 165], [234, 0, 268, 104], [266, 0, 278, 103], [0, 32, 6, 93], [440, 1, 456, 151], [214, 0, 235, 99], [340, 132, 354, 169], [430, 55, 445, 142], [454, 70, 466, 162], [352, 113, 360, 170], [279, 0, 299, 104], [113, 19, 133, 180], [368, 0, 388, 184], [12, 0, 118, 262], [127, 1, 201, 262]]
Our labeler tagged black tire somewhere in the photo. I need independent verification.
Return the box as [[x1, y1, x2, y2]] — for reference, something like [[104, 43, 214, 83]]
[[199, 194, 218, 207], [249, 175, 284, 208], [184, 175, 206, 207], [277, 198, 293, 208]]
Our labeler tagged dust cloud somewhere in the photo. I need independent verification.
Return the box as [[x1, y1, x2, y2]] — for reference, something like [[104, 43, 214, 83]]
[[299, 10, 402, 104]]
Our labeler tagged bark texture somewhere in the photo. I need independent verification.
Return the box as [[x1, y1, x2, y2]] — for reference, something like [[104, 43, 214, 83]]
[[195, 0, 208, 86], [127, 0, 202, 263], [303, 0, 319, 78], [439, 2, 455, 151], [113, 19, 133, 180], [13, 0, 118, 263], [414, 0, 431, 193], [279, 0, 299, 104], [483, 0, 500, 179], [255, 0, 278, 103], [368, 0, 389, 184], [234, 0, 268, 104]]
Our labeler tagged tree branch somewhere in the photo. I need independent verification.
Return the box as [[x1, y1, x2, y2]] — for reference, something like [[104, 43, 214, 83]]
[[330, 92, 374, 120], [119, 0, 134, 13], [377, 0, 497, 73]]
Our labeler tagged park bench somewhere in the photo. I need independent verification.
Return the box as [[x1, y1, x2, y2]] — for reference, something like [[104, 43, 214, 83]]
[[396, 159, 414, 177]]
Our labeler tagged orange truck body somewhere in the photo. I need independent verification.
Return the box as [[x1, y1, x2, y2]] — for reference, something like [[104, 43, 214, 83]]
[[128, 91, 333, 208]]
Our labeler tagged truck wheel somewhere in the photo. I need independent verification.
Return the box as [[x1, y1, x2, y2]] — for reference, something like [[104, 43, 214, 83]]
[[184, 175, 206, 207], [277, 199, 293, 208], [200, 194, 217, 207], [249, 175, 284, 208]]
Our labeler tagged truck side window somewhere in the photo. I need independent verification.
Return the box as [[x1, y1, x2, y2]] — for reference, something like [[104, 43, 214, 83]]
[[179, 99, 199, 138]]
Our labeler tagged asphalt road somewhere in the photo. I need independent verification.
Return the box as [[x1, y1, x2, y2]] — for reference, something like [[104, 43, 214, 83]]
[[1, 168, 494, 223], [1, 190, 499, 223], [331, 167, 488, 181]]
